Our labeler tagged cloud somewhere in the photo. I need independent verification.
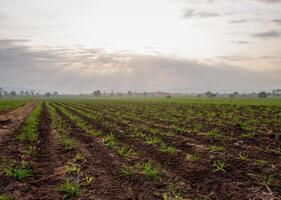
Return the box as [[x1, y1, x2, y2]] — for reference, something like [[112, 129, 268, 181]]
[[183, 9, 220, 19], [255, 0, 281, 3], [252, 30, 280, 38], [229, 19, 248, 24], [1, 39, 281, 93], [231, 40, 251, 44], [271, 19, 281, 26]]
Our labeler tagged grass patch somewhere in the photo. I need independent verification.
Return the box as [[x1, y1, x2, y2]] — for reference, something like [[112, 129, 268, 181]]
[[207, 129, 222, 138], [0, 195, 11, 200], [3, 166, 32, 180], [57, 180, 82, 200], [141, 162, 160, 179]]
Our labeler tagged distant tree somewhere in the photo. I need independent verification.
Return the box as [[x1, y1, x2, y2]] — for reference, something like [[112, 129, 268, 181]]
[[233, 91, 239, 97], [197, 94, 201, 98], [0, 92, 2, 98], [36, 93, 40, 96], [0, 87, 3, 93], [143, 92, 148, 97], [4, 91, 9, 97], [128, 91, 132, 96], [20, 90, 24, 96], [258, 91, 267, 98], [52, 91, 58, 96], [24, 91, 30, 96], [10, 91, 17, 97], [93, 90, 102, 97], [45, 92, 51, 98], [272, 89, 281, 96], [205, 91, 216, 98], [110, 90, 114, 97], [30, 91, 35, 96], [166, 95, 172, 99]]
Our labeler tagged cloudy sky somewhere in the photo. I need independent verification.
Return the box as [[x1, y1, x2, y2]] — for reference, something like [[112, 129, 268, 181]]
[[0, 0, 281, 93]]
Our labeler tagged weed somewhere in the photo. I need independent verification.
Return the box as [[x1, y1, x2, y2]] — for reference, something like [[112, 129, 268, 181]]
[[141, 162, 160, 179], [3, 166, 32, 180], [57, 180, 82, 200], [212, 160, 226, 173]]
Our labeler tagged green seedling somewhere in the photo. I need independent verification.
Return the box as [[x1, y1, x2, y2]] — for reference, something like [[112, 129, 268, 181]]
[[255, 159, 267, 166], [59, 135, 75, 150], [238, 152, 248, 161], [88, 129, 102, 137], [83, 176, 94, 185], [186, 153, 200, 162], [3, 166, 32, 180], [207, 129, 222, 138], [102, 133, 116, 149], [212, 160, 226, 173], [146, 136, 162, 145], [120, 165, 132, 177], [65, 163, 81, 175], [74, 154, 85, 162], [262, 175, 275, 187], [159, 143, 176, 153], [117, 146, 136, 158], [141, 162, 160, 179], [241, 133, 256, 138], [57, 180, 82, 200], [24, 145, 35, 155], [209, 145, 225, 152]]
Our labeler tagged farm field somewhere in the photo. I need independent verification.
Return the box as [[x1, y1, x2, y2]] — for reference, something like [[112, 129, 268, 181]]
[[0, 98, 280, 200]]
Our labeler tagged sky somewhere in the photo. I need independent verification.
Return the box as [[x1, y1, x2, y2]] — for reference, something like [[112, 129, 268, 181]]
[[0, 0, 281, 93]]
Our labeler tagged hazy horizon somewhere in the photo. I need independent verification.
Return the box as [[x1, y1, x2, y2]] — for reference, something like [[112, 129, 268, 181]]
[[1, 0, 281, 93]]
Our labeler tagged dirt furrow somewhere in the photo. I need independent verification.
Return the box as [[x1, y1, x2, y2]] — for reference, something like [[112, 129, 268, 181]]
[[27, 103, 72, 199]]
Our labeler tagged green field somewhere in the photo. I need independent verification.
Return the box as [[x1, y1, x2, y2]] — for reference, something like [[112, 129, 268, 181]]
[[0, 99, 29, 113]]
